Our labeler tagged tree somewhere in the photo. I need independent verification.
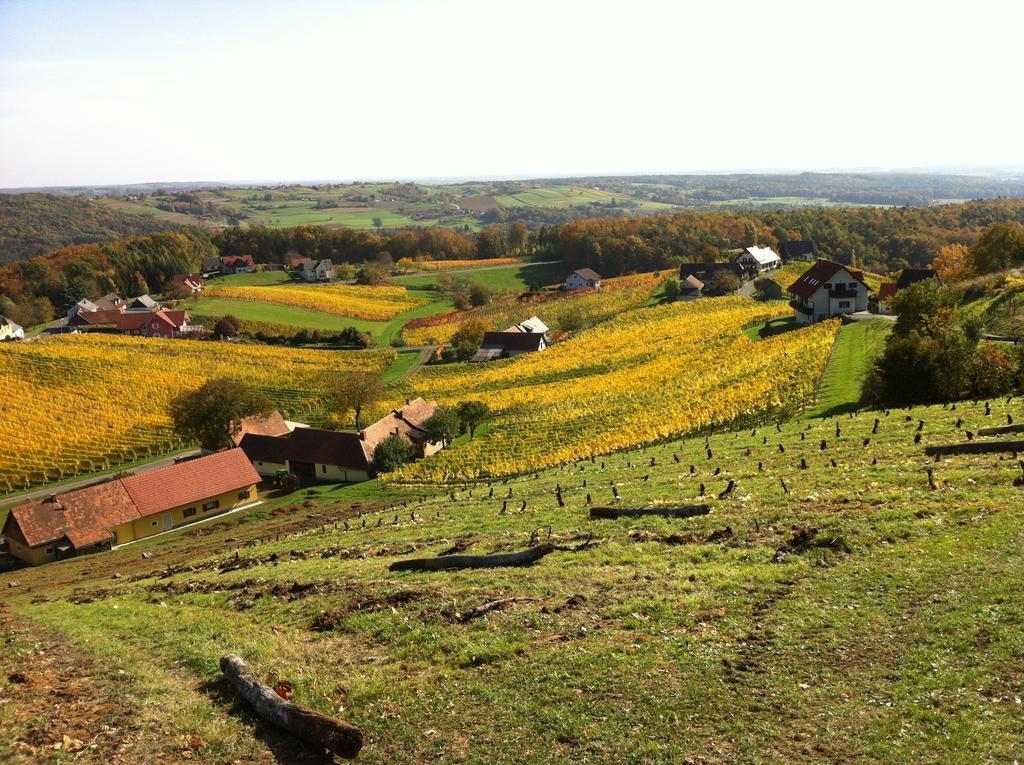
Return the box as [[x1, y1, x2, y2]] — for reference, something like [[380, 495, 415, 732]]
[[169, 378, 274, 451], [396, 257, 415, 274], [662, 276, 680, 301], [445, 318, 489, 361], [508, 222, 529, 253], [709, 270, 740, 294], [373, 434, 415, 473], [559, 305, 585, 332], [476, 227, 507, 259], [969, 222, 1024, 274], [931, 243, 973, 282], [456, 400, 491, 440], [423, 406, 461, 447], [213, 314, 241, 339], [329, 372, 384, 430], [890, 280, 961, 337], [372, 217, 384, 231], [469, 284, 491, 307], [358, 262, 391, 285], [452, 292, 471, 311]]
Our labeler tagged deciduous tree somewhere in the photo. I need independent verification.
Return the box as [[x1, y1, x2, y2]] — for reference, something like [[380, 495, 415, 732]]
[[169, 378, 274, 451], [329, 371, 385, 430]]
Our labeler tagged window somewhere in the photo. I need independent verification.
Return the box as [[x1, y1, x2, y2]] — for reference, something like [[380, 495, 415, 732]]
[[238, 489, 250, 500], [321, 464, 327, 474], [45, 547, 55, 556], [151, 520, 159, 527], [183, 507, 196, 518], [203, 499, 219, 511], [839, 301, 851, 309], [848, 282, 857, 289], [824, 283, 832, 289]]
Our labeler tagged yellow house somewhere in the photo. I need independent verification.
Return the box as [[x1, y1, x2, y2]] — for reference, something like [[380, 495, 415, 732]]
[[3, 449, 260, 566]]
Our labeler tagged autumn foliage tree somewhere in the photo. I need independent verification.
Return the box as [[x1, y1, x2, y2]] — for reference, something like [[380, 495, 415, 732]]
[[329, 371, 385, 430], [931, 243, 973, 282], [169, 378, 274, 451]]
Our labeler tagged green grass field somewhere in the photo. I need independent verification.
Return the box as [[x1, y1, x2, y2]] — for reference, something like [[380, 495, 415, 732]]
[[204, 270, 293, 287], [4, 394, 1022, 763], [394, 261, 564, 292], [805, 318, 892, 418]]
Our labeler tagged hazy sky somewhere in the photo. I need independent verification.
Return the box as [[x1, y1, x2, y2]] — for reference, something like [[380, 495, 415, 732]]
[[1, 0, 1022, 187]]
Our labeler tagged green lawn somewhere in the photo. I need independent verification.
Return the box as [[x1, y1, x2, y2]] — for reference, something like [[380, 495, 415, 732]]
[[381, 350, 426, 384], [742, 314, 799, 341], [394, 262, 564, 293], [805, 318, 892, 418], [4, 398, 1023, 763], [205, 270, 292, 287]]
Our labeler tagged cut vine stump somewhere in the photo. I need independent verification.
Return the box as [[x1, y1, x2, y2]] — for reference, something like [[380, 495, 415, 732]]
[[590, 505, 711, 520], [220, 654, 362, 759]]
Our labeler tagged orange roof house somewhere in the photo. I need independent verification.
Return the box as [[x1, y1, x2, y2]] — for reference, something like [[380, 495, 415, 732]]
[[2, 449, 260, 567]]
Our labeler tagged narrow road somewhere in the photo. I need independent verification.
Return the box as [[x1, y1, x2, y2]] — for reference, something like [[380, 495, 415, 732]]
[[0, 449, 201, 508]]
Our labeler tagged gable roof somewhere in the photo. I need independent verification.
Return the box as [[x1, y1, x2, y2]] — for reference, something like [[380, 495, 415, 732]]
[[479, 331, 546, 351], [878, 282, 898, 301], [570, 268, 601, 282], [6, 479, 139, 548], [780, 240, 815, 258], [280, 427, 371, 470], [128, 294, 159, 310], [506, 315, 549, 334], [680, 262, 743, 279], [71, 309, 123, 326], [171, 273, 204, 286], [233, 410, 291, 445], [358, 398, 437, 460], [222, 255, 255, 267], [93, 293, 125, 311], [894, 268, 938, 291], [738, 246, 781, 266], [0, 315, 23, 330], [239, 433, 292, 464], [121, 448, 259, 517], [787, 259, 867, 300], [681, 274, 704, 291]]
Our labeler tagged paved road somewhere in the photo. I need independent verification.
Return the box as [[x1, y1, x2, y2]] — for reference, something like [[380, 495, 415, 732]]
[[737, 279, 756, 298], [1, 449, 201, 508]]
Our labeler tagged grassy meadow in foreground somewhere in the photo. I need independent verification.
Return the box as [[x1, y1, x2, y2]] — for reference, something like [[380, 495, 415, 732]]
[[3, 397, 1023, 764]]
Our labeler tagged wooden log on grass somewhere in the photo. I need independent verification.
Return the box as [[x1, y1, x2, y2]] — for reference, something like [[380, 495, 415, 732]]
[[924, 440, 1024, 457], [589, 505, 711, 520], [220, 654, 362, 759], [977, 423, 1024, 437], [390, 543, 555, 572]]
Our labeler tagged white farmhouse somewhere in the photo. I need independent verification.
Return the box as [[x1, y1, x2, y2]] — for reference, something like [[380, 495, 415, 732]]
[[565, 268, 602, 290], [788, 259, 869, 324], [0, 315, 24, 340], [735, 246, 782, 274], [301, 259, 337, 282]]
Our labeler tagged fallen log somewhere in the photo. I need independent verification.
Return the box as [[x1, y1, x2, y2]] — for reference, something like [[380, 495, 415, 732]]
[[924, 440, 1024, 456], [220, 654, 362, 759], [977, 423, 1024, 437], [589, 505, 711, 520], [390, 543, 554, 572]]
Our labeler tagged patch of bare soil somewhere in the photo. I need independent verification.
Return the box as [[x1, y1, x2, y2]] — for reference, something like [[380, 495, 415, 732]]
[[0, 607, 140, 764]]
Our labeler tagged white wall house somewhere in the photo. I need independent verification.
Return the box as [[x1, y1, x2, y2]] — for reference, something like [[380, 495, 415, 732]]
[[788, 259, 869, 324], [0, 315, 24, 340], [301, 259, 336, 282], [565, 268, 602, 290], [735, 246, 782, 273]]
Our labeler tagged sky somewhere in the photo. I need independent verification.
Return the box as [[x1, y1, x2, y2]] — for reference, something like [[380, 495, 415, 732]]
[[1, 0, 1023, 188]]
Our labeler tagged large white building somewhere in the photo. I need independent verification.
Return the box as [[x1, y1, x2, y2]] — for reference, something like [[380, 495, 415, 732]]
[[735, 246, 782, 273], [787, 259, 869, 324]]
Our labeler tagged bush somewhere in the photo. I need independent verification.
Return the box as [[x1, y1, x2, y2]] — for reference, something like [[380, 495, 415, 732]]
[[967, 343, 1019, 398], [213, 315, 241, 339], [373, 434, 416, 473]]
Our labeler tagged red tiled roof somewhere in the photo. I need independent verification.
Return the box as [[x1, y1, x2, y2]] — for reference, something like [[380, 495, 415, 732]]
[[6, 480, 139, 548], [878, 282, 897, 300], [787, 260, 867, 300], [121, 449, 260, 518], [222, 255, 255, 267], [171, 273, 204, 285], [358, 398, 437, 460], [233, 411, 291, 445], [72, 309, 124, 326]]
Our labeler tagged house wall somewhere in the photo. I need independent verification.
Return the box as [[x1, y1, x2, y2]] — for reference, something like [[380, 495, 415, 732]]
[[110, 484, 258, 545], [3, 523, 56, 566], [288, 460, 370, 483], [565, 274, 598, 290], [252, 459, 288, 477]]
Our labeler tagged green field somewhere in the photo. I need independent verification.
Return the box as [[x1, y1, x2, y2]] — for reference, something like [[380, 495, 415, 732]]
[[394, 261, 564, 292], [4, 394, 1022, 763], [805, 318, 892, 418], [204, 270, 292, 287], [493, 185, 671, 210]]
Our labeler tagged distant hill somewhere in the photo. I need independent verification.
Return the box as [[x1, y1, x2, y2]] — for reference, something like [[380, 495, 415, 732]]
[[0, 193, 185, 265]]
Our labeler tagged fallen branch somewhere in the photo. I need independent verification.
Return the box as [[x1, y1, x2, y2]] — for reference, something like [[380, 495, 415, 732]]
[[924, 440, 1024, 456], [589, 505, 710, 520], [220, 654, 362, 759], [456, 596, 536, 623], [390, 543, 555, 572]]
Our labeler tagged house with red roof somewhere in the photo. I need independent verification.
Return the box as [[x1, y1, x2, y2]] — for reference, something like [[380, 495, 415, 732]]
[[220, 255, 256, 273], [170, 273, 204, 293], [116, 309, 200, 338], [2, 449, 260, 566], [787, 259, 869, 324]]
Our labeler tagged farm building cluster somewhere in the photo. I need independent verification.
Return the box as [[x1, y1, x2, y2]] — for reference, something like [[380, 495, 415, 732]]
[[44, 290, 203, 339]]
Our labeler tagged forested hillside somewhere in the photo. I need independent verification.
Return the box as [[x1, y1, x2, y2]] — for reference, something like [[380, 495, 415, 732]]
[[0, 194, 183, 264]]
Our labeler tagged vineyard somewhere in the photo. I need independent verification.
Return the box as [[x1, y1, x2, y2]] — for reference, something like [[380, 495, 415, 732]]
[[391, 297, 840, 482], [0, 335, 393, 492], [203, 283, 427, 321], [402, 272, 669, 345]]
